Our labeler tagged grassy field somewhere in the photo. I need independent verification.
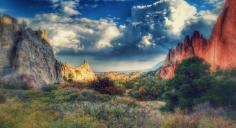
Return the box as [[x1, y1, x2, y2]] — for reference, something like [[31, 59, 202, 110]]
[[0, 87, 235, 128]]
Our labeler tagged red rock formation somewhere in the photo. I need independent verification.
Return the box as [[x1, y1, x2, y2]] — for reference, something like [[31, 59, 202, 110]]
[[160, 0, 236, 79]]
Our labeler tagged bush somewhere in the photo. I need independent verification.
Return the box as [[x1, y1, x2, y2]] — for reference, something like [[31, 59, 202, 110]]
[[164, 57, 236, 111], [206, 78, 236, 109], [129, 85, 160, 100], [0, 94, 6, 104], [128, 75, 167, 100], [89, 77, 125, 95], [41, 85, 58, 92]]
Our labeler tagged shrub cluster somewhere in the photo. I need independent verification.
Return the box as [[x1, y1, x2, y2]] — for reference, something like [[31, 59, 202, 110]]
[[127, 74, 167, 100], [164, 57, 236, 111], [89, 77, 125, 95]]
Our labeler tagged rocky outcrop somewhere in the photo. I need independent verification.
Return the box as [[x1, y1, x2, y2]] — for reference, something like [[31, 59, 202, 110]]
[[160, 0, 236, 79], [61, 60, 96, 82], [0, 15, 62, 88]]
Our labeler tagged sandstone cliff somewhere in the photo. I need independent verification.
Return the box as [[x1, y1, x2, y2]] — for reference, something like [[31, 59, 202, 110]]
[[160, 0, 236, 79], [0, 15, 62, 88], [61, 60, 96, 82]]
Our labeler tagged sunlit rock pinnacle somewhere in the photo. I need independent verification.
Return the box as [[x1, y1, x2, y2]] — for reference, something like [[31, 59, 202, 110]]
[[61, 60, 96, 83]]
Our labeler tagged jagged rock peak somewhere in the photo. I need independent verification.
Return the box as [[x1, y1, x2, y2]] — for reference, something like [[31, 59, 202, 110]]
[[159, 0, 236, 79], [61, 60, 96, 83]]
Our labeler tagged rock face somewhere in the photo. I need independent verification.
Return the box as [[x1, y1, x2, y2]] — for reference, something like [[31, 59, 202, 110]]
[[0, 15, 62, 88], [160, 0, 236, 79], [61, 60, 96, 82]]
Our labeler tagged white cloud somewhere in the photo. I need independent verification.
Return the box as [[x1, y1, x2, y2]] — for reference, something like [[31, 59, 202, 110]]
[[203, 0, 222, 4], [62, 1, 80, 15], [196, 10, 218, 24], [96, 22, 122, 49], [30, 13, 123, 53], [138, 33, 155, 49], [164, 0, 197, 36]]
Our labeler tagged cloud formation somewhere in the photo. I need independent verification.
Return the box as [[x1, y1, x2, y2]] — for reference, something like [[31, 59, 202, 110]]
[[30, 13, 123, 54], [164, 0, 197, 36], [62, 1, 80, 15], [27, 0, 224, 71]]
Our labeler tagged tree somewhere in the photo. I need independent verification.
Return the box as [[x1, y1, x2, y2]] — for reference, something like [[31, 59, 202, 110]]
[[164, 57, 212, 111]]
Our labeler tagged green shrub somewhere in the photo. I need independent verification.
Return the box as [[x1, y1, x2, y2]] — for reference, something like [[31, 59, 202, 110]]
[[164, 57, 236, 111], [41, 85, 58, 92], [206, 78, 236, 109], [89, 77, 125, 95], [128, 75, 167, 100], [129, 86, 159, 100]]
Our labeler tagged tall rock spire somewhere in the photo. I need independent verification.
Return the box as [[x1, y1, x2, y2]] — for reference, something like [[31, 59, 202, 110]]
[[160, 0, 236, 79]]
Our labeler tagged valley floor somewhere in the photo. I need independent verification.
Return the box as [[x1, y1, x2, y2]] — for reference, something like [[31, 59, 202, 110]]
[[0, 87, 235, 128]]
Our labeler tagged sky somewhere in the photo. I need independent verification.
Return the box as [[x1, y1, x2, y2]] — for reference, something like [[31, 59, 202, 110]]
[[0, 0, 224, 72]]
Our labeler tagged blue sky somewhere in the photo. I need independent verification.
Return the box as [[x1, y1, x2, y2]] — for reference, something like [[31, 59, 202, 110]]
[[0, 0, 224, 72]]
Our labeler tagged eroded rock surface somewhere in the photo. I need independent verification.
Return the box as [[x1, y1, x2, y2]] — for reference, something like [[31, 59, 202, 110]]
[[0, 15, 62, 88]]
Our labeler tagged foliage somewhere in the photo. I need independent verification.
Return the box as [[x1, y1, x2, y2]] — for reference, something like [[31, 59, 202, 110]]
[[0, 88, 153, 128], [164, 57, 236, 111], [0, 80, 235, 128], [157, 110, 235, 128], [206, 76, 236, 109], [128, 74, 167, 100], [89, 77, 125, 95]]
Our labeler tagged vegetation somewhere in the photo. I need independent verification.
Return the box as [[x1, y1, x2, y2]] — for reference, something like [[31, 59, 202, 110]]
[[0, 57, 236, 127], [0, 87, 235, 128], [89, 77, 125, 95], [128, 75, 167, 100], [124, 57, 236, 115], [157, 109, 235, 128], [164, 57, 236, 111]]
